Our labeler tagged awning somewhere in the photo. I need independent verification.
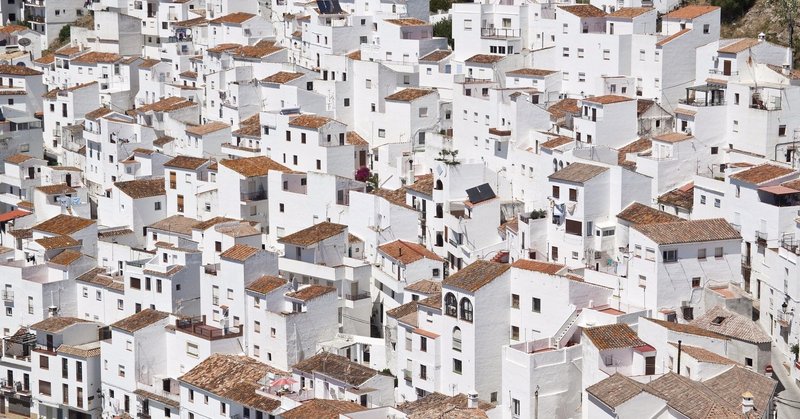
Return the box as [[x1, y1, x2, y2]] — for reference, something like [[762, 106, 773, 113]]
[[759, 185, 799, 195], [7, 116, 40, 124], [0, 209, 30, 223]]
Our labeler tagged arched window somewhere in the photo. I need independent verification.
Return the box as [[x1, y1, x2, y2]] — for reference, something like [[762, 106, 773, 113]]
[[435, 179, 443, 190], [552, 158, 558, 172], [460, 298, 473, 322], [444, 293, 457, 317], [559, 160, 564, 169], [452, 327, 462, 351]]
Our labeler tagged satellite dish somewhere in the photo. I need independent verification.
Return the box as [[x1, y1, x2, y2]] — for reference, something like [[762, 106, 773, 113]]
[[18, 38, 30, 47]]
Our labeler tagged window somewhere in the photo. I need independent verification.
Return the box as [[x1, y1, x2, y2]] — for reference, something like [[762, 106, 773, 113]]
[[444, 293, 457, 317], [603, 49, 610, 60], [565, 219, 582, 236], [420, 364, 427, 380], [511, 326, 519, 340], [780, 125, 787, 136], [512, 398, 520, 417], [662, 250, 677, 262], [186, 342, 198, 358], [118, 365, 125, 378], [577, 48, 584, 58], [271, 328, 277, 338], [130, 277, 141, 289], [698, 248, 706, 259], [254, 321, 261, 333], [39, 355, 49, 369], [464, 19, 472, 31], [532, 297, 541, 313], [452, 327, 461, 351], [569, 188, 577, 201], [692, 277, 701, 288], [552, 186, 560, 198], [378, 129, 385, 138], [745, 357, 753, 368], [453, 358, 462, 374], [39, 380, 51, 396], [420, 336, 427, 352], [511, 294, 519, 309], [703, 24, 710, 34], [714, 198, 721, 208], [460, 298, 473, 322], [700, 195, 706, 205], [734, 93, 740, 105], [715, 247, 723, 258], [562, 47, 569, 57], [645, 248, 655, 261]]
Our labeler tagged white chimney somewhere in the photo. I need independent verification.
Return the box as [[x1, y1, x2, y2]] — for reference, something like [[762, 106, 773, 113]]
[[467, 392, 478, 409], [758, 32, 766, 42], [742, 391, 754, 414]]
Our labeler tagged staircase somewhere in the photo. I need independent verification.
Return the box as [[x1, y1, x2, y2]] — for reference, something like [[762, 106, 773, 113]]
[[491, 251, 509, 263], [554, 309, 580, 348]]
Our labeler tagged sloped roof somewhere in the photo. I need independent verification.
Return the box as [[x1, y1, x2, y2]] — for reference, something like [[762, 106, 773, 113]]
[[633, 219, 740, 245], [583, 323, 649, 350], [292, 352, 379, 386], [115, 178, 165, 199], [690, 306, 770, 343], [278, 222, 347, 247], [378, 240, 443, 264], [110, 309, 171, 333], [443, 260, 510, 293], [617, 202, 683, 225], [33, 214, 95, 235], [548, 162, 608, 183], [219, 156, 289, 177]]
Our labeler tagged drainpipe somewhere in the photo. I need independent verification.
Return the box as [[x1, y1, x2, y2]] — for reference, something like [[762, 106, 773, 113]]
[[677, 340, 682, 374]]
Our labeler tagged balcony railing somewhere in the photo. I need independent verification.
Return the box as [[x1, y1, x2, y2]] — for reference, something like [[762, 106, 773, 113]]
[[344, 292, 369, 301], [2, 290, 13, 302], [402, 369, 412, 381], [481, 27, 520, 38], [678, 98, 726, 107], [756, 230, 768, 245], [241, 190, 267, 201], [709, 69, 738, 76]]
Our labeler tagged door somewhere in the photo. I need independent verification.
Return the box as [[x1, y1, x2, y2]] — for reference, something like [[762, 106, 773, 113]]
[[723, 60, 731, 76], [359, 150, 366, 167], [591, 108, 597, 122], [645, 356, 656, 375], [46, 334, 53, 351], [64, 174, 71, 186]]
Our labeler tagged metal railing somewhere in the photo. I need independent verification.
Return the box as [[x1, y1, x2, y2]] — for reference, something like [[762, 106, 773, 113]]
[[481, 27, 520, 38]]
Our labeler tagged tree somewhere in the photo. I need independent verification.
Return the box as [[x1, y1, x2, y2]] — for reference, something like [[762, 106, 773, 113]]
[[433, 18, 454, 48], [58, 24, 71, 43], [770, 0, 799, 64], [430, 0, 452, 13]]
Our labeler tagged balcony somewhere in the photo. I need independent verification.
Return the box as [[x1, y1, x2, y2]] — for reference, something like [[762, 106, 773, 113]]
[[241, 190, 267, 201], [679, 84, 725, 107], [174, 317, 242, 340], [481, 27, 520, 38], [755, 230, 767, 246], [402, 369, 412, 381], [2, 290, 13, 302], [344, 292, 369, 301], [709, 69, 738, 76]]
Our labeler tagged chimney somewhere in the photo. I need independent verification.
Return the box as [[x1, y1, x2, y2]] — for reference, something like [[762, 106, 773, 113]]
[[758, 32, 766, 42], [742, 391, 754, 414], [467, 392, 478, 409]]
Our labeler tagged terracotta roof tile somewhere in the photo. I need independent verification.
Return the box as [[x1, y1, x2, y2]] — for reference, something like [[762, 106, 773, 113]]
[[85, 106, 113, 120], [608, 7, 653, 18], [657, 28, 690, 46], [57, 342, 101, 358], [617, 202, 683, 225], [664, 5, 719, 20], [245, 275, 287, 294], [371, 188, 412, 209], [0, 25, 28, 34], [507, 68, 557, 77], [234, 40, 283, 59], [690, 306, 770, 343], [164, 155, 210, 170], [718, 38, 760, 54], [115, 178, 165, 199], [148, 215, 199, 236], [548, 162, 608, 183], [419, 50, 452, 62], [33, 215, 95, 235], [30, 317, 92, 333], [617, 137, 652, 169], [279, 222, 346, 247], [586, 374, 648, 408], [548, 98, 580, 119], [220, 156, 288, 177], [658, 183, 694, 210], [584, 94, 634, 105], [404, 279, 442, 295], [34, 54, 55, 64], [210, 12, 256, 24], [668, 342, 737, 365], [633, 218, 740, 245], [35, 235, 80, 250], [511, 259, 566, 275], [136, 96, 196, 113], [71, 51, 123, 64], [644, 318, 728, 339], [174, 16, 208, 28], [283, 399, 367, 419], [398, 393, 494, 417], [289, 114, 334, 129], [179, 354, 286, 411], [292, 352, 379, 386], [111, 309, 171, 333], [286, 284, 336, 301], [262, 71, 304, 84], [653, 132, 693, 143], [35, 183, 76, 195], [729, 163, 795, 185], [406, 173, 434, 196], [219, 244, 261, 261], [5, 154, 35, 164], [540, 135, 573, 149], [0, 64, 42, 76], [465, 54, 504, 64], [385, 88, 436, 102], [443, 260, 510, 293], [583, 323, 648, 350], [346, 131, 367, 146], [186, 121, 230, 136], [558, 4, 607, 17], [384, 18, 429, 26], [48, 250, 83, 266], [378, 240, 443, 264]]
